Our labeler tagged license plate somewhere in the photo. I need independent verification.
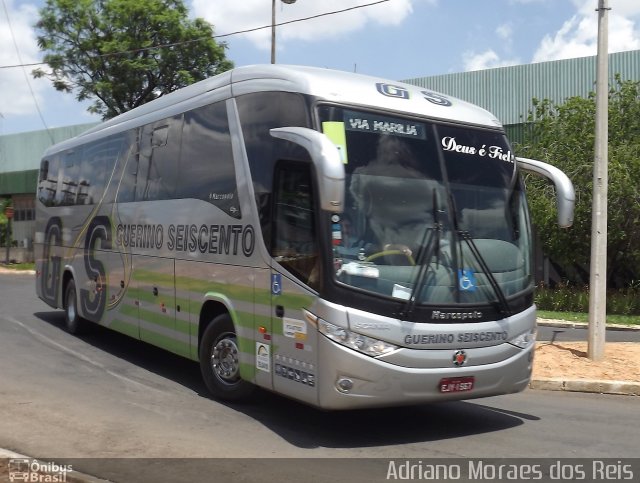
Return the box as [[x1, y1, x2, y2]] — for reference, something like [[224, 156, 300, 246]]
[[439, 376, 475, 393]]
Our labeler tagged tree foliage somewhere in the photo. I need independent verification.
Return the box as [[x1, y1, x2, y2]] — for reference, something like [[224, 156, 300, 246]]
[[33, 0, 233, 119], [0, 199, 10, 247], [0, 198, 9, 226], [518, 76, 640, 288]]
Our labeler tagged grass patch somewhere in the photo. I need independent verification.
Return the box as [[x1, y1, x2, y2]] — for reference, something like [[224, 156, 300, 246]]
[[535, 285, 640, 317], [0, 262, 35, 271], [537, 310, 640, 326]]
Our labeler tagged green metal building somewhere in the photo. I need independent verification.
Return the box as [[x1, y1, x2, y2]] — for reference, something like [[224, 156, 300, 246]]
[[403, 49, 640, 142], [0, 123, 97, 261], [1, 50, 639, 261]]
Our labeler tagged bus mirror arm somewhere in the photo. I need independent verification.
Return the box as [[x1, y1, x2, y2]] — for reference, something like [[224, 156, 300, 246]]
[[270, 127, 345, 212], [516, 157, 575, 228]]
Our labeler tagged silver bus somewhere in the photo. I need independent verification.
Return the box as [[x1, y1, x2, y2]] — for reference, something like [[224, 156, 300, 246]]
[[35, 65, 574, 409]]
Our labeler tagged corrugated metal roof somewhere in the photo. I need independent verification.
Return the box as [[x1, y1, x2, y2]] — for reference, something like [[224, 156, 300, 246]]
[[402, 50, 640, 126], [0, 123, 98, 173]]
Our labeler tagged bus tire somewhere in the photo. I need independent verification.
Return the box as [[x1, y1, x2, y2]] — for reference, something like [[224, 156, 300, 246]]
[[199, 314, 254, 402], [63, 279, 89, 334]]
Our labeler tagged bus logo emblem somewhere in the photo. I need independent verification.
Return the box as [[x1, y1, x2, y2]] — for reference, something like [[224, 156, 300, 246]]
[[453, 350, 467, 366], [421, 90, 453, 106], [376, 83, 410, 99]]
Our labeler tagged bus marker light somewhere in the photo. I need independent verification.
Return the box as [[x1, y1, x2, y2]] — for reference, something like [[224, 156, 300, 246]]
[[337, 377, 353, 393]]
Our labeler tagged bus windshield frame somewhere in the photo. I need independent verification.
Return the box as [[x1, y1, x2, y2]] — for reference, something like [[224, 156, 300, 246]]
[[317, 104, 533, 318]]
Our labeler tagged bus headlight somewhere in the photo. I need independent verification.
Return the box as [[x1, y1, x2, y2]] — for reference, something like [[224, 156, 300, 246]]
[[508, 328, 537, 349], [318, 319, 398, 357]]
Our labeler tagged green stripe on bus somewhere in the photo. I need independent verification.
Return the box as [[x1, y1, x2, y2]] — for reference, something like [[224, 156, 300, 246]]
[[139, 327, 191, 356], [239, 361, 256, 382], [132, 269, 314, 310], [110, 318, 139, 339]]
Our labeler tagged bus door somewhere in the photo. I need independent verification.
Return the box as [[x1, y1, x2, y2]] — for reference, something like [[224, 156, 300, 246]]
[[269, 161, 320, 405]]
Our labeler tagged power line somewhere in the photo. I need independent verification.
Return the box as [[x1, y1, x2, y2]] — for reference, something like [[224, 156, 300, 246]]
[[215, 0, 391, 39], [0, 0, 53, 141], [0, 0, 391, 70]]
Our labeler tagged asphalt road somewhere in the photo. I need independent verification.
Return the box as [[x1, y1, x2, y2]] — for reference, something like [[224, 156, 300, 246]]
[[1, 272, 638, 482]]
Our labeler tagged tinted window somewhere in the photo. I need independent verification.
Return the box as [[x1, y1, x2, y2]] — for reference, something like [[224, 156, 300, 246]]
[[38, 156, 59, 207], [436, 124, 518, 240], [177, 102, 240, 218], [79, 134, 126, 205], [137, 116, 182, 201], [236, 92, 311, 246], [273, 162, 320, 289], [115, 130, 140, 203], [58, 149, 81, 206]]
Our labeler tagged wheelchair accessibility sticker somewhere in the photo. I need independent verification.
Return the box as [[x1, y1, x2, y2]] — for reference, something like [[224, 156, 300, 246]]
[[458, 269, 477, 292]]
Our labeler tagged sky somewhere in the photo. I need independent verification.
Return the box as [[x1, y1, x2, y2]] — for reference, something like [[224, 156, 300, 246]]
[[1, 0, 639, 136]]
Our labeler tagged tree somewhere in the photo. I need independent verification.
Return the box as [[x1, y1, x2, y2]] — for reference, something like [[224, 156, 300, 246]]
[[0, 199, 10, 247], [33, 0, 233, 119], [518, 76, 640, 288]]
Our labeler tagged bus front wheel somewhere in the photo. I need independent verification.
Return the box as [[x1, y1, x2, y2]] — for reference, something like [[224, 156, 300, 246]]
[[199, 314, 254, 402], [63, 279, 89, 334]]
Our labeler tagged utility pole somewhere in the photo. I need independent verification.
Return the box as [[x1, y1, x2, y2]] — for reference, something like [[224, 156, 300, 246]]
[[588, 0, 609, 361], [271, 0, 277, 64], [271, 0, 297, 64]]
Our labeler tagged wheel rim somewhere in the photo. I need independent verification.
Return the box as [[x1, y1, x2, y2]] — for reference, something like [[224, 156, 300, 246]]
[[67, 287, 76, 322], [211, 333, 240, 385]]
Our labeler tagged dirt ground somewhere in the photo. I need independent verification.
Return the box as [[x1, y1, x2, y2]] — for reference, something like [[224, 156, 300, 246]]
[[532, 341, 640, 382]]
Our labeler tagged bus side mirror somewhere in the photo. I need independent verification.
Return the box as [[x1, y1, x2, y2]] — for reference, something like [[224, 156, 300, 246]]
[[270, 127, 345, 213], [516, 157, 575, 228]]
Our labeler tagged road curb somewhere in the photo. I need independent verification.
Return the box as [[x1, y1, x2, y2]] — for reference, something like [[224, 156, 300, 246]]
[[530, 378, 640, 396], [0, 268, 35, 275], [537, 319, 640, 331]]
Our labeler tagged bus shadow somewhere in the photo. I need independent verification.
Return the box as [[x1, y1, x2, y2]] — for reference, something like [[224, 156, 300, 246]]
[[33, 311, 205, 393], [233, 392, 537, 449], [34, 310, 538, 449]]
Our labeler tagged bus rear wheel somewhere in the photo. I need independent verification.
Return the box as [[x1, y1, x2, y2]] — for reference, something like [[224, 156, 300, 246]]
[[63, 279, 89, 334], [199, 314, 254, 402]]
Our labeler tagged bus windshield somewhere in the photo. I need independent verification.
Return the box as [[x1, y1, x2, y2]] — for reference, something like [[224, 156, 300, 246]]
[[319, 106, 532, 309]]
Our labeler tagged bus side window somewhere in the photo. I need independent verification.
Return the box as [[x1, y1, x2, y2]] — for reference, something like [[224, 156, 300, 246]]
[[235, 92, 311, 249], [272, 162, 320, 289], [38, 157, 59, 207], [137, 116, 182, 201], [177, 102, 239, 217], [58, 149, 81, 206]]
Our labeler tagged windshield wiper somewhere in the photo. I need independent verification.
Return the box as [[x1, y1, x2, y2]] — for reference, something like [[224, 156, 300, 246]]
[[457, 230, 512, 317], [400, 189, 442, 319], [445, 189, 511, 318]]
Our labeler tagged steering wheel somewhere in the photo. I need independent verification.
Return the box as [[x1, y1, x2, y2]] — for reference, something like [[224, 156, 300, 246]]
[[364, 245, 415, 265]]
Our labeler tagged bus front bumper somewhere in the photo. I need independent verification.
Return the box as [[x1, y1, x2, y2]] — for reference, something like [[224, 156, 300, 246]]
[[316, 335, 534, 410]]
